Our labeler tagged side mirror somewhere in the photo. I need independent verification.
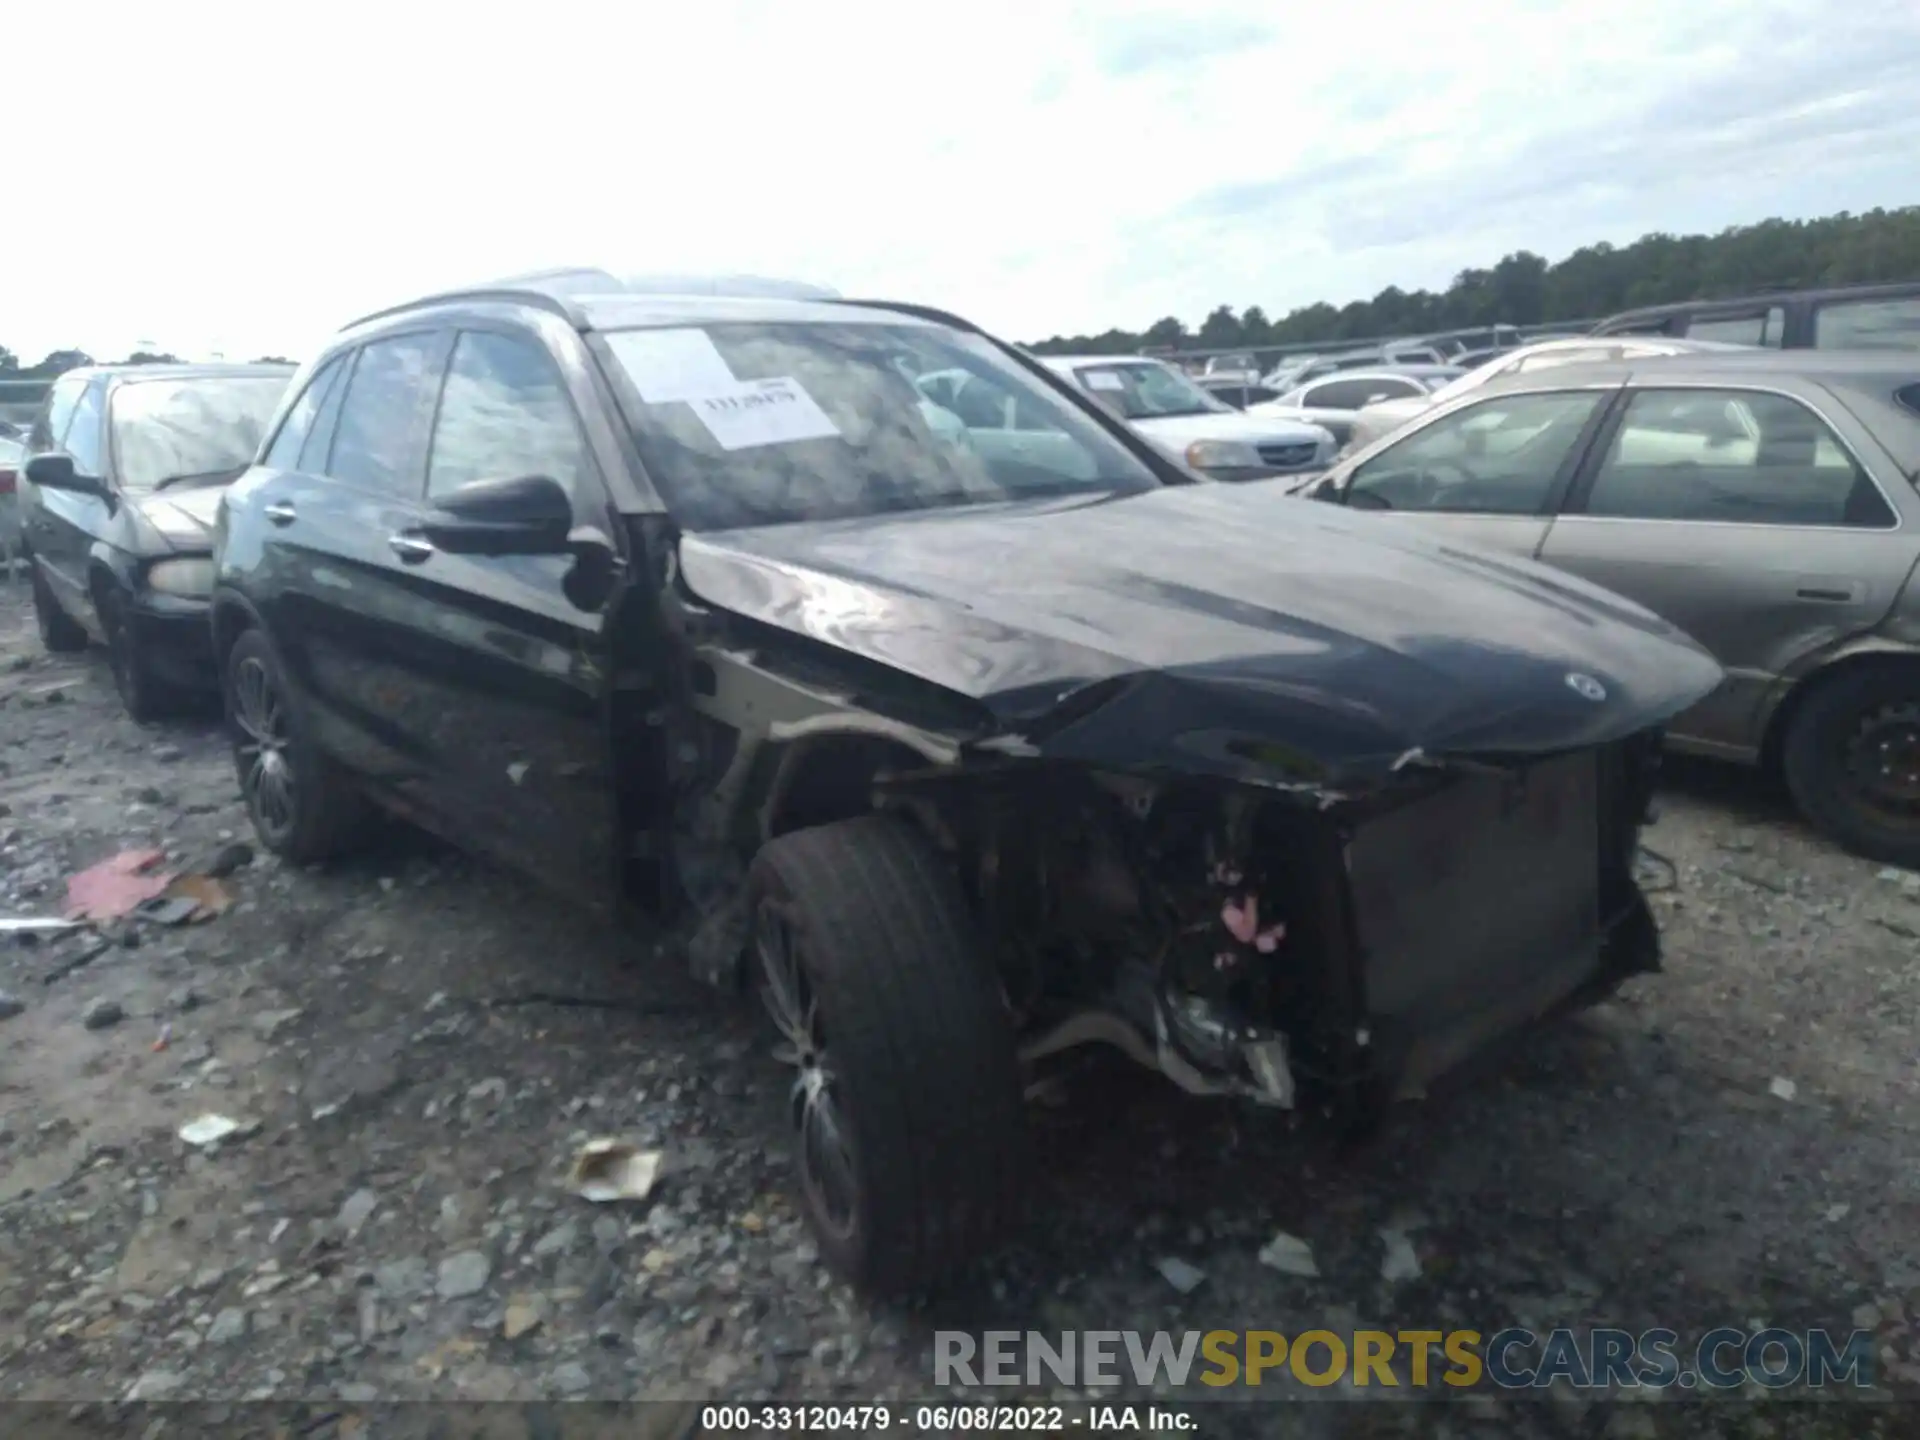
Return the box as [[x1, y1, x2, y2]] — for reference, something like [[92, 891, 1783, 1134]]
[[25, 453, 109, 500], [421, 474, 573, 556]]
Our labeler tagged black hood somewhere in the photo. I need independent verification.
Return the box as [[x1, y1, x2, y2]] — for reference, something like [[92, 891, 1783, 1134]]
[[131, 486, 224, 553], [677, 485, 1724, 789]]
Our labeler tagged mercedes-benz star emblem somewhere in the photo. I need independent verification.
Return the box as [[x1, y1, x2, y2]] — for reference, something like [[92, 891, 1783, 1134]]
[[1565, 672, 1607, 702]]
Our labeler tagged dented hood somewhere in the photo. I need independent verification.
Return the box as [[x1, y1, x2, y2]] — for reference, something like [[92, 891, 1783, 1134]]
[[677, 485, 1724, 787]]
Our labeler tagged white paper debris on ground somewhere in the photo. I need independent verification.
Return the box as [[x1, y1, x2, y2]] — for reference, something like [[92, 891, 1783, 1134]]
[[688, 378, 840, 452], [1379, 1227, 1422, 1283], [604, 328, 739, 403], [568, 1138, 664, 1203], [178, 1114, 256, 1147], [1768, 1076, 1798, 1102], [1824, 1203, 1851, 1223], [1155, 1257, 1208, 1295], [0, 916, 86, 937], [1257, 1230, 1319, 1278], [505, 762, 529, 785]]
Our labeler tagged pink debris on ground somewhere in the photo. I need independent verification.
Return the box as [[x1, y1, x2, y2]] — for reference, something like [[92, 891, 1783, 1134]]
[[1222, 894, 1286, 952], [66, 849, 174, 922]]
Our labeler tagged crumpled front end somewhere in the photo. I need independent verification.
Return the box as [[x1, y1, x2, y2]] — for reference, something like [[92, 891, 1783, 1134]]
[[964, 726, 1664, 1122]]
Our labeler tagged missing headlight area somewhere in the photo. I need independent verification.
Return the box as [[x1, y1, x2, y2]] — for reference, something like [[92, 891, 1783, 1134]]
[[944, 744, 1660, 1119]]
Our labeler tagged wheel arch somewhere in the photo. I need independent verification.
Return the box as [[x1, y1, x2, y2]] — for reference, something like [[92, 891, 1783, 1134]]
[[1760, 643, 1920, 772], [210, 587, 267, 671], [762, 721, 957, 842]]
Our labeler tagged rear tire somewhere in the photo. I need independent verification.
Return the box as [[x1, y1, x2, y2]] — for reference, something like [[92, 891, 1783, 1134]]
[[225, 627, 373, 863], [1782, 663, 1920, 870], [747, 814, 1026, 1295], [30, 558, 87, 654]]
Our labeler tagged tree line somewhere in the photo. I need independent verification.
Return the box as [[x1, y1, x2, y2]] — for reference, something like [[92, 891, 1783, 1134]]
[[0, 348, 294, 378], [1026, 205, 1920, 356], [4, 206, 1918, 373]]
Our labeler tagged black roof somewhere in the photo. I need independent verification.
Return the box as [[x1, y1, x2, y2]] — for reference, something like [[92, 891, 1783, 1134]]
[[1594, 279, 1920, 328]]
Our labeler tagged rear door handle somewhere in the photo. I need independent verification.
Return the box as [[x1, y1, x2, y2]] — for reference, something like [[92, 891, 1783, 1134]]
[[388, 532, 435, 563], [263, 501, 296, 526]]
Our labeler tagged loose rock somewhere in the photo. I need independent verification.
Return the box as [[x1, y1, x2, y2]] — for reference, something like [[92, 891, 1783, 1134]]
[[82, 998, 125, 1030], [436, 1249, 491, 1299], [205, 1307, 249, 1345]]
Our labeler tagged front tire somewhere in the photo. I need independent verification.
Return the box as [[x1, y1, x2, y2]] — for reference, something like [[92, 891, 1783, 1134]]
[[99, 584, 177, 722], [225, 628, 373, 863], [1782, 663, 1920, 870], [30, 559, 87, 654], [748, 815, 1026, 1295]]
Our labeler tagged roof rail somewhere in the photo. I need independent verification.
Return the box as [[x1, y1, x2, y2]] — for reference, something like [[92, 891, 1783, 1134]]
[[341, 269, 842, 332]]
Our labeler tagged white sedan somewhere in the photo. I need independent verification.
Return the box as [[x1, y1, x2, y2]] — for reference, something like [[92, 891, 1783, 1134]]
[[1038, 354, 1334, 480]]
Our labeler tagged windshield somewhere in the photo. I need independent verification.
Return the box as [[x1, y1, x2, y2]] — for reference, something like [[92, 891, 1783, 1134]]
[[603, 322, 1161, 530], [110, 376, 291, 491], [1071, 361, 1230, 421]]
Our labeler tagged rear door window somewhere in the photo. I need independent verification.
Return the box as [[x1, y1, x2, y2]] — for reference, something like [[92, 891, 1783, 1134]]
[[1685, 308, 1785, 347], [1812, 295, 1920, 350], [1581, 388, 1893, 528], [324, 332, 444, 496]]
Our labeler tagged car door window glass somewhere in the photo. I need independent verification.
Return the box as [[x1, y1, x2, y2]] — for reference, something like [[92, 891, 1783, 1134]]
[[1583, 389, 1893, 528], [300, 353, 353, 473], [428, 331, 591, 499], [264, 358, 345, 471], [1346, 391, 1603, 514], [33, 378, 85, 452], [1812, 296, 1920, 350], [1686, 308, 1785, 347], [63, 385, 105, 477], [325, 332, 441, 495]]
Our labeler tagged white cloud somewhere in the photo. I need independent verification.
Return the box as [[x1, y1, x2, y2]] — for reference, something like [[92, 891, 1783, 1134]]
[[4, 0, 1914, 362]]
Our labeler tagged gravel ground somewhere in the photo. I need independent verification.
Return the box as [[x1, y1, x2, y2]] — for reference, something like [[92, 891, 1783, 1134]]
[[0, 579, 1917, 1439]]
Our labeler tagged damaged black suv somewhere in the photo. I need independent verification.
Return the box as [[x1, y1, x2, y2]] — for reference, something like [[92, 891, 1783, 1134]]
[[211, 270, 1723, 1294]]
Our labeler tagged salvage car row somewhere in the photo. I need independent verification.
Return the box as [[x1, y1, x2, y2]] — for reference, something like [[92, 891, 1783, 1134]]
[[5, 269, 1912, 1299]]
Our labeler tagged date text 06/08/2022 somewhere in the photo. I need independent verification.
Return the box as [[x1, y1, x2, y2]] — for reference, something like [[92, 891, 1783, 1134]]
[[697, 1403, 1196, 1431]]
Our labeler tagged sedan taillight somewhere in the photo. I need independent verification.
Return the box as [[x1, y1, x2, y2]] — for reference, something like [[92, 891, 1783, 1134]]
[[0, 467, 16, 495]]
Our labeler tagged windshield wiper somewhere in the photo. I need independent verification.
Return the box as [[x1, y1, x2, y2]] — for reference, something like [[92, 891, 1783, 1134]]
[[152, 465, 246, 492]]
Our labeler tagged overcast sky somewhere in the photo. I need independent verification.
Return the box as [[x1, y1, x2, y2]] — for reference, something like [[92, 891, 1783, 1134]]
[[7, 0, 1917, 363]]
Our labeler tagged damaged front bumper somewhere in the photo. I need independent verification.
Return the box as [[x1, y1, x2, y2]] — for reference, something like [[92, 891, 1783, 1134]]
[[1013, 731, 1664, 1123]]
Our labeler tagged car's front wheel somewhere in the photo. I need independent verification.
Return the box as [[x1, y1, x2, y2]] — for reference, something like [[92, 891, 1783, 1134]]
[[225, 628, 372, 863], [747, 814, 1026, 1295], [98, 584, 177, 722], [1783, 662, 1920, 870], [30, 558, 87, 655]]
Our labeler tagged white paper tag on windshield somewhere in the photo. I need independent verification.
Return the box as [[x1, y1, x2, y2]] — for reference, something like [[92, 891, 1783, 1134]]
[[606, 327, 740, 403], [1082, 370, 1126, 391], [688, 377, 840, 451]]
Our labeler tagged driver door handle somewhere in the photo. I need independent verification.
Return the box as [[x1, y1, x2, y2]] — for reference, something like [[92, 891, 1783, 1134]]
[[263, 501, 296, 526], [388, 532, 435, 563]]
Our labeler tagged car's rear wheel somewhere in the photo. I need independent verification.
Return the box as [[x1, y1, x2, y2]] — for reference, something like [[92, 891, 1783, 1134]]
[[225, 628, 372, 863], [98, 584, 177, 723], [30, 558, 87, 654], [747, 814, 1026, 1295], [1782, 662, 1920, 870]]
